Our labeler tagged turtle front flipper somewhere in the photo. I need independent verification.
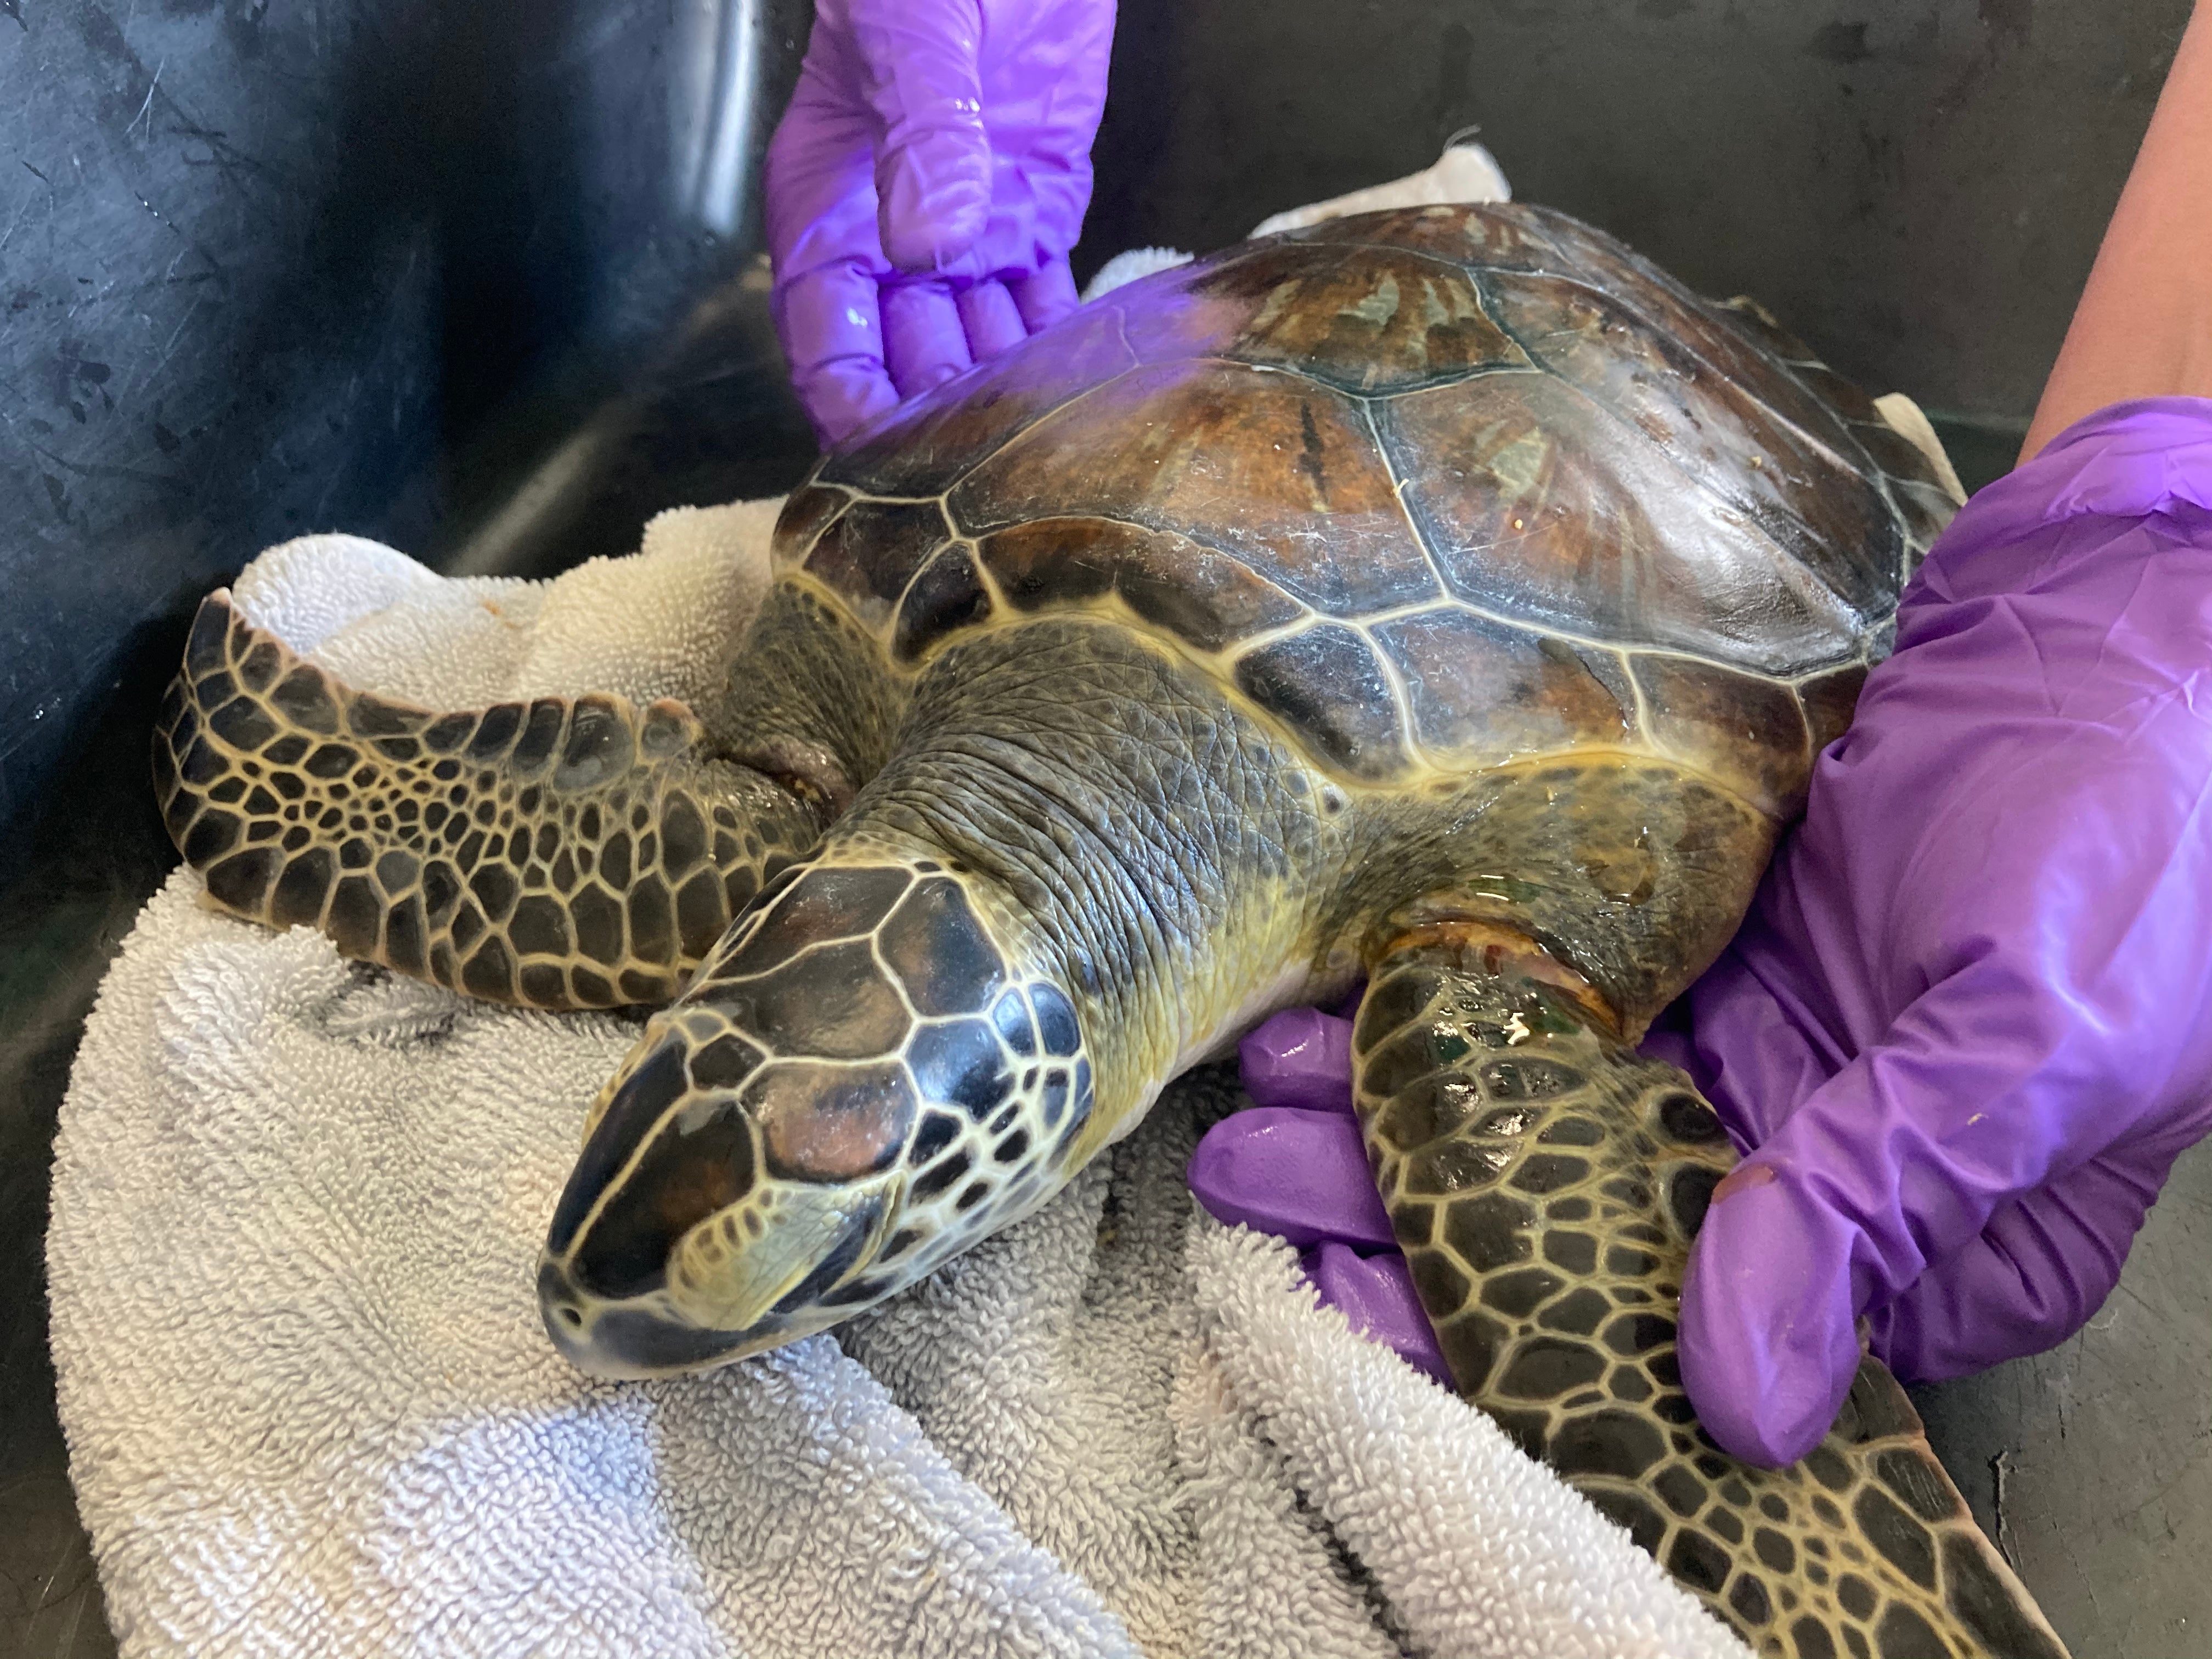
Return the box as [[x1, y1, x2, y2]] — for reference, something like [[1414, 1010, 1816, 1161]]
[[153, 591, 826, 1009], [1353, 932, 2071, 1659]]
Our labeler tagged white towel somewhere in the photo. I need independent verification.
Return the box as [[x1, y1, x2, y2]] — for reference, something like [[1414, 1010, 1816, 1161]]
[[47, 501, 1750, 1659], [47, 153, 1801, 1658]]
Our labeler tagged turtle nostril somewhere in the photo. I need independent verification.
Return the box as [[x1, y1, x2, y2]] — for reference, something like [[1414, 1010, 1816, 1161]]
[[558, 1306, 583, 1328]]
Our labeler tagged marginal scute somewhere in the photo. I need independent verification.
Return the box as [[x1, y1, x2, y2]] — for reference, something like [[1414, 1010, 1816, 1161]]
[[1233, 623, 1409, 780], [1376, 608, 1632, 766], [1631, 652, 1814, 817], [893, 545, 993, 663], [769, 482, 853, 569], [1127, 240, 1533, 393], [1799, 662, 1871, 752], [804, 498, 952, 630], [976, 516, 1305, 652], [1853, 416, 1955, 498]]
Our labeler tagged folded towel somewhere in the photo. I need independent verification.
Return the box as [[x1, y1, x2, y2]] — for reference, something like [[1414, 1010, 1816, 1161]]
[[47, 500, 1750, 1659]]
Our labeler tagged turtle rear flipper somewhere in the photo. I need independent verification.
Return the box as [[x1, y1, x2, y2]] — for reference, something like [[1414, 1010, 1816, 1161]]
[[1352, 934, 2072, 1659], [154, 591, 824, 1009]]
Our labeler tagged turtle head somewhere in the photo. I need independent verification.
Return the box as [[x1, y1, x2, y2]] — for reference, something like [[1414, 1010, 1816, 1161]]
[[536, 854, 1096, 1378]]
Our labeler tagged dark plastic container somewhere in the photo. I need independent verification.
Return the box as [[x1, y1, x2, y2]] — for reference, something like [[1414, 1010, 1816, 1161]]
[[3, 4, 2201, 1654]]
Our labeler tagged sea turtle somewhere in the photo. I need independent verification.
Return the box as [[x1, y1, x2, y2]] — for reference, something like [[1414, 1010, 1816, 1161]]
[[153, 201, 2067, 1658]]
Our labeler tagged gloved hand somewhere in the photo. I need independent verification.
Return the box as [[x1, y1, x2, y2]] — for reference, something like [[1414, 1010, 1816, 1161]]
[[1190, 398, 2212, 1468], [1190, 1007, 1451, 1384], [763, 0, 1116, 448], [1664, 397, 2212, 1465]]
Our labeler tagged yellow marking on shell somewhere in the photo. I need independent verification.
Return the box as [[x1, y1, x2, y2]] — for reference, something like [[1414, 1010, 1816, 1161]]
[[1248, 279, 1303, 335], [1485, 424, 1553, 501], [1344, 272, 1400, 326]]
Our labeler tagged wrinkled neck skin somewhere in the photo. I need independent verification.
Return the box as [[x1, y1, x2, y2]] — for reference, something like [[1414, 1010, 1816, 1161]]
[[538, 619, 1356, 1379]]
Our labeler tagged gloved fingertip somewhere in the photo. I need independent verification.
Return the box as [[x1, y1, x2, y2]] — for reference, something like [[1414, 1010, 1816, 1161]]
[[1009, 262, 1080, 332], [901, 359, 964, 396], [1677, 1163, 1864, 1468], [1237, 1008, 1356, 1114], [1187, 1107, 1394, 1248], [957, 281, 1028, 361], [1303, 1242, 1452, 1383], [793, 363, 901, 450]]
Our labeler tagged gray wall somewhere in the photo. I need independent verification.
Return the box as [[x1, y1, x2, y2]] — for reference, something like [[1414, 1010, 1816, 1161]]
[[1087, 0, 2190, 437]]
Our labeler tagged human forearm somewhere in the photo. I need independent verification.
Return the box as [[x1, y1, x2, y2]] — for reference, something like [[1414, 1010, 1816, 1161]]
[[2022, 0, 2212, 460]]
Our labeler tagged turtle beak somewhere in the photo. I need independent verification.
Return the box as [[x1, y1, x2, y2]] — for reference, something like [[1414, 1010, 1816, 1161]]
[[531, 1009, 907, 1379], [535, 1178, 896, 1380], [661, 1175, 900, 1331]]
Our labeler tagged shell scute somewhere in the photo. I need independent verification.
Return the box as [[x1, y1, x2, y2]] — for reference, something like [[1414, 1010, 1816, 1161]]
[[947, 359, 1439, 618], [1273, 202, 1581, 279], [1122, 241, 1532, 394], [789, 202, 1949, 797], [1477, 270, 1899, 619], [1630, 653, 1815, 817], [893, 548, 994, 663], [1376, 371, 1859, 676], [820, 300, 1138, 499], [975, 517, 1305, 653], [1798, 663, 1871, 752], [803, 499, 952, 630], [1232, 622, 1409, 781], [771, 483, 852, 571], [1373, 610, 1633, 768]]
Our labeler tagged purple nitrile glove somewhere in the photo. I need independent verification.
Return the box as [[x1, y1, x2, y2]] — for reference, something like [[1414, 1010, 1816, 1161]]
[[763, 0, 1115, 448], [1189, 1011, 1452, 1383], [1666, 397, 2212, 1466], [1190, 399, 2212, 1468]]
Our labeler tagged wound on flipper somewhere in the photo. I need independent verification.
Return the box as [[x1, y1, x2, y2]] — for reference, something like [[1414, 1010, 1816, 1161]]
[[1351, 940, 2072, 1659], [154, 591, 825, 1009]]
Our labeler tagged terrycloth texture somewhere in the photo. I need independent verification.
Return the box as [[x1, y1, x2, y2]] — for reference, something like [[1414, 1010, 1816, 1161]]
[[48, 500, 1749, 1659]]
